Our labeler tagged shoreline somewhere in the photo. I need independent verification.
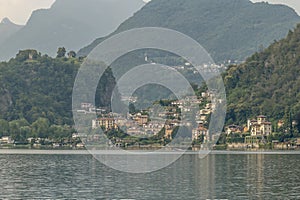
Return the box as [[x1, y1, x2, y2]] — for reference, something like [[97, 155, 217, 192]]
[[1, 149, 300, 155]]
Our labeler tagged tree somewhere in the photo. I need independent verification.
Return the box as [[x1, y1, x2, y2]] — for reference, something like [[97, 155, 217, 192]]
[[56, 47, 66, 58], [67, 51, 76, 58], [129, 103, 136, 115], [283, 107, 293, 136], [8, 118, 29, 142], [0, 119, 9, 137], [31, 118, 50, 138]]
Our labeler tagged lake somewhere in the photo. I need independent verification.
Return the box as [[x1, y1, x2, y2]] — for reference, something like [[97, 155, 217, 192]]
[[0, 150, 299, 199]]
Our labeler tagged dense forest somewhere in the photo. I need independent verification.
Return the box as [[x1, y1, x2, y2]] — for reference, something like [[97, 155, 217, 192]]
[[0, 49, 115, 141], [225, 24, 300, 132]]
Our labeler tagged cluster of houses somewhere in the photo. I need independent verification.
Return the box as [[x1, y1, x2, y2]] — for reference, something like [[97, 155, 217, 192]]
[[192, 92, 216, 142], [225, 115, 300, 149], [92, 111, 176, 138], [76, 103, 106, 115], [0, 134, 85, 148], [75, 97, 289, 147], [90, 91, 216, 143], [174, 63, 225, 75], [83, 90, 298, 148], [225, 115, 273, 144]]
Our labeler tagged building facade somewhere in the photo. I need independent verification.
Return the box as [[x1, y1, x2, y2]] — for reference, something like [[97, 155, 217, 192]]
[[248, 115, 272, 136], [92, 118, 118, 130]]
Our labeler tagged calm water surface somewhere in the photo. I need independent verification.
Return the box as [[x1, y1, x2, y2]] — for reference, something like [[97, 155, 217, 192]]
[[0, 151, 299, 199]]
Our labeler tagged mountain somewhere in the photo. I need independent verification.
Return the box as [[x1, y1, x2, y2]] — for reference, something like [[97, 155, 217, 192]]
[[0, 18, 23, 45], [78, 0, 300, 63], [0, 0, 145, 60], [224, 24, 300, 131]]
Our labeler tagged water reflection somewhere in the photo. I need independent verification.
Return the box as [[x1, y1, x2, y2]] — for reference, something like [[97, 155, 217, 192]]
[[0, 153, 299, 199]]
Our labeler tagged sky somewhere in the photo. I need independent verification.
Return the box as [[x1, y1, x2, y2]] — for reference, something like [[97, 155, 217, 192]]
[[0, 0, 55, 24], [0, 0, 300, 25]]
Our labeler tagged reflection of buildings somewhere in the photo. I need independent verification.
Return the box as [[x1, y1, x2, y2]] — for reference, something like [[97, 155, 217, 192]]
[[193, 154, 216, 198], [246, 154, 264, 199], [92, 118, 118, 130]]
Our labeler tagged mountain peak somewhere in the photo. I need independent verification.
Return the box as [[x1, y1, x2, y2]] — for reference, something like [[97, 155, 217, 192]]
[[1, 18, 13, 24]]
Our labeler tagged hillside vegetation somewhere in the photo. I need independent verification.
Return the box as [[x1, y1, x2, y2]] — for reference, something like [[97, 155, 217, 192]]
[[0, 49, 115, 140], [78, 0, 300, 63], [225, 24, 300, 132]]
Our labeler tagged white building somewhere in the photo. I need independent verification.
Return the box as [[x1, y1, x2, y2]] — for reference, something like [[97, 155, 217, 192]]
[[248, 115, 272, 136]]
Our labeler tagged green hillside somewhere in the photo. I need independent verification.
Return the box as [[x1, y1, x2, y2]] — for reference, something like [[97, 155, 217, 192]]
[[225, 24, 300, 132], [78, 0, 300, 63], [0, 49, 117, 140]]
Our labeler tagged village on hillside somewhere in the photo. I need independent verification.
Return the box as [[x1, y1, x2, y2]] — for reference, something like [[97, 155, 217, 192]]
[[1, 86, 299, 150], [74, 86, 300, 150]]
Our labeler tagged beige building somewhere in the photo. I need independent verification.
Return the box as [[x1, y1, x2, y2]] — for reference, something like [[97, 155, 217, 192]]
[[192, 125, 209, 141], [0, 136, 14, 144], [248, 115, 272, 136], [92, 118, 118, 130], [225, 125, 243, 135], [133, 114, 148, 126]]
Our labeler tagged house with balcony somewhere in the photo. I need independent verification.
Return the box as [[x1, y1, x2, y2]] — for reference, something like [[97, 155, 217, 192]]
[[248, 115, 272, 136]]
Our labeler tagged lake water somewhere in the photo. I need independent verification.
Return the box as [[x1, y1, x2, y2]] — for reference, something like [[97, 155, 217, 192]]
[[0, 150, 299, 199]]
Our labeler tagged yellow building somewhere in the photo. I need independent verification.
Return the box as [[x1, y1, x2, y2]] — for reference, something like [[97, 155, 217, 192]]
[[165, 122, 176, 139]]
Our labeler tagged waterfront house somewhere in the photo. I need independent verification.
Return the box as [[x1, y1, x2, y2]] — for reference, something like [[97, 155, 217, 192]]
[[0, 136, 14, 144], [225, 125, 243, 135], [247, 115, 272, 136]]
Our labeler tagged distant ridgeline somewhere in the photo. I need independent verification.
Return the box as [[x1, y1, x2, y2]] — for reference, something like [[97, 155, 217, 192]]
[[0, 0, 145, 61], [224, 24, 300, 132], [0, 18, 23, 46], [78, 0, 300, 63]]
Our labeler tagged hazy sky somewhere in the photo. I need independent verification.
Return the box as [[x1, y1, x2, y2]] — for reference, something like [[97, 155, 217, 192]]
[[0, 0, 300, 25], [0, 0, 55, 24]]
